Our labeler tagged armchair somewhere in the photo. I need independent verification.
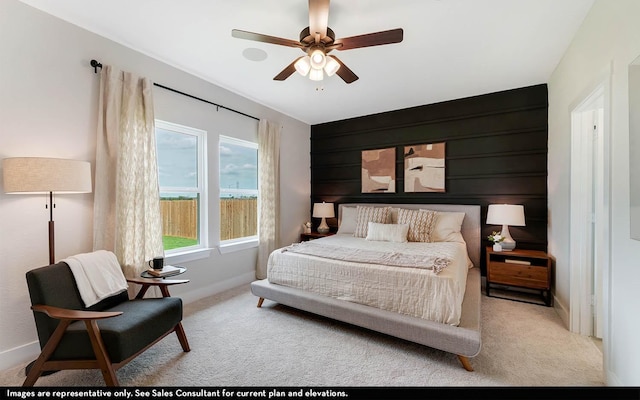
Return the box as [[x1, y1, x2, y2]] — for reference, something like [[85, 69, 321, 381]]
[[23, 261, 190, 386]]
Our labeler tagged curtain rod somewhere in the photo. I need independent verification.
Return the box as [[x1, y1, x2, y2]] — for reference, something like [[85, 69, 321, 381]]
[[90, 60, 259, 122]]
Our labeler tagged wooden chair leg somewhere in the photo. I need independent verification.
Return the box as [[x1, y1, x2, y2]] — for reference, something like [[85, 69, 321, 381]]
[[85, 320, 119, 386], [457, 355, 474, 372], [174, 322, 191, 352], [23, 320, 71, 386], [257, 297, 264, 308]]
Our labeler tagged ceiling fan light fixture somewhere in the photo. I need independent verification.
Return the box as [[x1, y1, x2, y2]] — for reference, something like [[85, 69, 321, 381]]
[[294, 56, 311, 76], [309, 48, 326, 69], [324, 56, 340, 77], [309, 68, 324, 81], [233, 1, 403, 84]]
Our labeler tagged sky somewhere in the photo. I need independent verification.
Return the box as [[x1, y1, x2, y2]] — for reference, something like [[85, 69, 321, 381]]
[[155, 128, 257, 194], [219, 139, 258, 191]]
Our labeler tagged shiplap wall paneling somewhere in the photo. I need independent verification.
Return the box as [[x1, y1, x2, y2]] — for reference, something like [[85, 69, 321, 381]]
[[310, 84, 548, 273]]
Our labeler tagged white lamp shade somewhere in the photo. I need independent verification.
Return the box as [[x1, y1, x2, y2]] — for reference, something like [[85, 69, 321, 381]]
[[3, 157, 92, 194], [324, 56, 340, 77], [312, 202, 335, 218], [309, 68, 323, 81], [294, 56, 311, 76], [486, 204, 525, 226]]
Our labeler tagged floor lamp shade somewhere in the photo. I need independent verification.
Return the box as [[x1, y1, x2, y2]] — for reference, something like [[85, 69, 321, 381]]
[[2, 157, 92, 264], [3, 157, 92, 194], [313, 202, 335, 234]]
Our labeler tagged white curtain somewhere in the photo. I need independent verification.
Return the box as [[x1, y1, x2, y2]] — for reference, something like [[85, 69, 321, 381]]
[[93, 65, 164, 280], [256, 119, 281, 279]]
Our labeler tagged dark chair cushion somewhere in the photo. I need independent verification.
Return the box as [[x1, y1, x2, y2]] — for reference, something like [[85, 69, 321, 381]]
[[51, 297, 183, 363], [26, 262, 129, 311]]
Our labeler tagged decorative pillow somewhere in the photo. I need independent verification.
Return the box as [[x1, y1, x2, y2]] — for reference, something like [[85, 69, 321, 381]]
[[397, 208, 436, 242], [365, 222, 409, 243], [337, 206, 358, 234], [388, 207, 400, 224], [426, 210, 466, 243], [353, 206, 391, 238]]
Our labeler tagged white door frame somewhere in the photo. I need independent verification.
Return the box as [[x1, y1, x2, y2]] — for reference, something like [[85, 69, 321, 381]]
[[569, 103, 596, 335], [569, 70, 611, 350]]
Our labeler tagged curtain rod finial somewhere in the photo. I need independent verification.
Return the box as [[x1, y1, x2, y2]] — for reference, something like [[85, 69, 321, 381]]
[[90, 59, 102, 74]]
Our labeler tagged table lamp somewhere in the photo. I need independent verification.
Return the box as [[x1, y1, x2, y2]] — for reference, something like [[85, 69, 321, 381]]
[[312, 202, 334, 234], [486, 204, 525, 251]]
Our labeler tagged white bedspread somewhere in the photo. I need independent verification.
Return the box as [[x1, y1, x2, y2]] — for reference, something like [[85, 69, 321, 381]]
[[267, 234, 471, 326]]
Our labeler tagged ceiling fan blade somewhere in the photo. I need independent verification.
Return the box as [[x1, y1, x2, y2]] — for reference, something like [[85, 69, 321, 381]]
[[273, 57, 304, 81], [331, 56, 359, 84], [335, 28, 403, 51], [308, 0, 330, 39], [232, 29, 303, 48]]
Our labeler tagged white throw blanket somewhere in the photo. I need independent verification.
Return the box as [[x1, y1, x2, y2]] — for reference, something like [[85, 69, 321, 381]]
[[282, 241, 452, 274], [62, 250, 128, 307]]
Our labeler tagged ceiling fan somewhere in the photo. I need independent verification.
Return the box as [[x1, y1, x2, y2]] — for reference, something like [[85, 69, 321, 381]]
[[231, 0, 403, 84]]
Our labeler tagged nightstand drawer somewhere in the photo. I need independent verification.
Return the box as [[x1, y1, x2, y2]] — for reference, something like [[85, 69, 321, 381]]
[[488, 262, 549, 289]]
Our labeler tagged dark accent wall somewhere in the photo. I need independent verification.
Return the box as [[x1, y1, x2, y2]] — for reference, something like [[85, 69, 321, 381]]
[[310, 84, 548, 273]]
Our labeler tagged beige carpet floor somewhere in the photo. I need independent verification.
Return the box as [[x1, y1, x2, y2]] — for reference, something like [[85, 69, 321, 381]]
[[0, 283, 604, 387]]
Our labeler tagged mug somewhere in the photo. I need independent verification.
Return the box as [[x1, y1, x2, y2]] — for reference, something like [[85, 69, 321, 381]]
[[149, 257, 164, 270]]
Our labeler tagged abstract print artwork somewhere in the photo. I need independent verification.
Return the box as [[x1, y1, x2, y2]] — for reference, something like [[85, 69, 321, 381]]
[[404, 142, 445, 192], [361, 147, 396, 193]]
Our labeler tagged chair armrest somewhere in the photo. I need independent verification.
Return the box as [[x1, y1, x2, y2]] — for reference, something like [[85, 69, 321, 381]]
[[31, 304, 122, 321], [127, 277, 189, 286]]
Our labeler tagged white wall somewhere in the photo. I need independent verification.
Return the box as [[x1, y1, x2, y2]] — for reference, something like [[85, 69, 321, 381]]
[[0, 0, 310, 370], [548, 0, 640, 386]]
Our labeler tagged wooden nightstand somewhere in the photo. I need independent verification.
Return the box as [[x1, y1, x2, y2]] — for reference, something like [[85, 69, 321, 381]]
[[486, 246, 552, 306], [300, 232, 335, 241]]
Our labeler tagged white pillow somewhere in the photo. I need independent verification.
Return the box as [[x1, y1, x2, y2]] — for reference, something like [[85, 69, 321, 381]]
[[365, 222, 409, 243], [337, 206, 358, 234], [424, 210, 466, 243]]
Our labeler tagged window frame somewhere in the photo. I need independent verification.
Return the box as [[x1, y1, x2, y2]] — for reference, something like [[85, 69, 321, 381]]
[[155, 119, 210, 262], [218, 135, 259, 251]]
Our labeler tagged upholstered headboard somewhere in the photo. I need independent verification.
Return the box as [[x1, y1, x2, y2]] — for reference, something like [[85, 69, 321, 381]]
[[338, 203, 482, 268]]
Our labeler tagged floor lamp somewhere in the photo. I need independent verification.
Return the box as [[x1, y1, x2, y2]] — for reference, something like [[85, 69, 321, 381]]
[[3, 157, 92, 265]]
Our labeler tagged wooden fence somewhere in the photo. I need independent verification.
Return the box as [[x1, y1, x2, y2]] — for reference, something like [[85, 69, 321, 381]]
[[160, 199, 198, 239], [160, 198, 257, 240], [219, 198, 258, 240]]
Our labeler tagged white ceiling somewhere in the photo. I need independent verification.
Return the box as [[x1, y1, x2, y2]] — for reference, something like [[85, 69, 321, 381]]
[[21, 0, 594, 125]]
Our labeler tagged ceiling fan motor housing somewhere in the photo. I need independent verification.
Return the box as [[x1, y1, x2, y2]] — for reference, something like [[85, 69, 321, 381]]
[[299, 26, 336, 47]]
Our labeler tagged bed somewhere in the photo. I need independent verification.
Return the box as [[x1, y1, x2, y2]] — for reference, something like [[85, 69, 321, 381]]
[[250, 203, 482, 371]]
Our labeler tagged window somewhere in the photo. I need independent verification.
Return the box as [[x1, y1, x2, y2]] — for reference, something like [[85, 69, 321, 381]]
[[219, 135, 258, 244], [155, 120, 207, 254]]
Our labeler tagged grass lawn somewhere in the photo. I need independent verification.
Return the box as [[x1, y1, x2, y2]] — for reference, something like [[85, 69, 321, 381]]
[[163, 235, 197, 250]]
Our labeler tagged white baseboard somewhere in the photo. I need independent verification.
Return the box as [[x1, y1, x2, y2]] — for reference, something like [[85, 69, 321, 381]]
[[0, 272, 257, 372], [553, 294, 569, 330], [0, 341, 40, 372], [178, 271, 256, 305]]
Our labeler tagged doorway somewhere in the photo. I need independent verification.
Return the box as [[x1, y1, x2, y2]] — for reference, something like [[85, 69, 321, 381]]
[[569, 80, 609, 340]]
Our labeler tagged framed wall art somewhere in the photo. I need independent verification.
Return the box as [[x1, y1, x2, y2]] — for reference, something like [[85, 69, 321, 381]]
[[361, 147, 395, 193], [404, 142, 445, 192]]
